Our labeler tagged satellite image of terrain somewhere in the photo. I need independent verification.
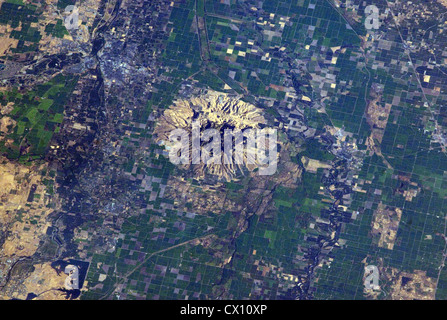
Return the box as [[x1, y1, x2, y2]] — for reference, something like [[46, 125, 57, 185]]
[[1, 0, 447, 302]]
